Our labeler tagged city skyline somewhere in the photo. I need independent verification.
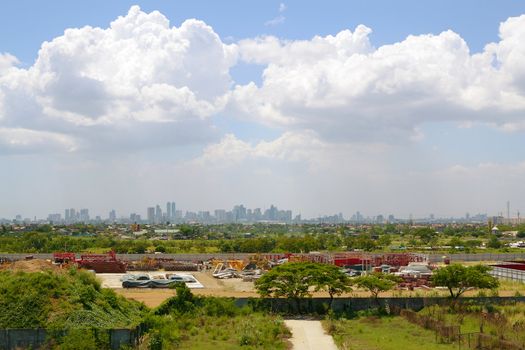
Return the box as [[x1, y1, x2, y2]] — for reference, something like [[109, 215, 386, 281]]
[[3, 200, 517, 226], [2, 2, 525, 218]]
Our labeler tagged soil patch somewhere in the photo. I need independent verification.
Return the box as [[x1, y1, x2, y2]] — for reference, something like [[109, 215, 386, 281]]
[[1, 259, 58, 272]]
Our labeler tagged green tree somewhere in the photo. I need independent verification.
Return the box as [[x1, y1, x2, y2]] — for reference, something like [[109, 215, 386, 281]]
[[312, 264, 351, 308], [487, 235, 502, 249], [432, 264, 499, 299], [255, 262, 324, 312], [156, 283, 195, 315], [378, 235, 392, 248], [353, 273, 399, 303], [414, 227, 437, 245]]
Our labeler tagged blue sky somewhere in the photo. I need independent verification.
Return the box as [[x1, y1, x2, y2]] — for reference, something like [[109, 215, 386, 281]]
[[4, 1, 525, 63], [1, 1, 525, 219]]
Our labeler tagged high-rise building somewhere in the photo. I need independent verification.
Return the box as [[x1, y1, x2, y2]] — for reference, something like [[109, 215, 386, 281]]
[[109, 209, 116, 222], [253, 208, 262, 221], [69, 208, 76, 222], [266, 205, 278, 221], [47, 213, 61, 223], [171, 202, 176, 221], [166, 202, 171, 221], [233, 205, 247, 221], [147, 207, 155, 224], [155, 205, 162, 224], [80, 209, 90, 222]]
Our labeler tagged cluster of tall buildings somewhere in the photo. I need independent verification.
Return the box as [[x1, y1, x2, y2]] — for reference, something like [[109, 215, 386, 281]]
[[147, 202, 177, 224], [59, 208, 91, 223], [47, 208, 116, 224], [4, 208, 498, 226], [144, 203, 292, 224], [212, 204, 292, 224]]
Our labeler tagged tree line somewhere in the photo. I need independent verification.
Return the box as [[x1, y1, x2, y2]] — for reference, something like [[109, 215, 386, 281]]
[[255, 262, 500, 312]]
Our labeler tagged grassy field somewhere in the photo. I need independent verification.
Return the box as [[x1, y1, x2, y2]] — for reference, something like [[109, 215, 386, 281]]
[[176, 314, 289, 350], [142, 313, 290, 350], [142, 284, 291, 350], [323, 316, 458, 350], [420, 303, 525, 344]]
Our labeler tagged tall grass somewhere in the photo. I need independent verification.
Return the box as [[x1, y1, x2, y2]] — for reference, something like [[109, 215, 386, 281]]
[[143, 283, 291, 350]]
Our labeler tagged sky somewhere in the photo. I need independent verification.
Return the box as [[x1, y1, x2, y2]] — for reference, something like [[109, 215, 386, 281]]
[[2, 1, 525, 220]]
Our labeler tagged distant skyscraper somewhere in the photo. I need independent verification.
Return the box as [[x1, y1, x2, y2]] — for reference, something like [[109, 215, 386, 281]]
[[233, 204, 247, 221], [147, 207, 155, 224], [166, 202, 171, 221], [109, 209, 116, 222], [155, 205, 162, 224], [171, 202, 176, 221], [47, 213, 61, 223], [80, 208, 90, 222]]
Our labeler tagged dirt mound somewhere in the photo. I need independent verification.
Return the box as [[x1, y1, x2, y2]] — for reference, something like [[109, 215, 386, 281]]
[[3, 259, 58, 272]]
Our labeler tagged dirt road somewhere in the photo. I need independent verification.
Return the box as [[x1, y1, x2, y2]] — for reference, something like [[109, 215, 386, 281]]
[[284, 319, 338, 350]]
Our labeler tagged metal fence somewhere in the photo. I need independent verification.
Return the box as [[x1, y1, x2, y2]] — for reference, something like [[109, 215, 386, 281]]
[[0, 326, 144, 350], [490, 266, 525, 283], [428, 253, 525, 263], [458, 332, 524, 350]]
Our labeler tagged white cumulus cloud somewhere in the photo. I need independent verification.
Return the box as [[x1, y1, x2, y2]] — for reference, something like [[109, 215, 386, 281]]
[[3, 8, 525, 157], [0, 6, 237, 153], [0, 53, 18, 74], [231, 15, 525, 143]]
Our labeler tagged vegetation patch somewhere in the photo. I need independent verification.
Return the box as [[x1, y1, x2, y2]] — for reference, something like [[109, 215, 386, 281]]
[[142, 283, 291, 350], [420, 302, 525, 346], [324, 315, 458, 350], [0, 268, 145, 329]]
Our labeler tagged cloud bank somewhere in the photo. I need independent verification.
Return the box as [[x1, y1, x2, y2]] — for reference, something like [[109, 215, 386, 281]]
[[0, 6, 237, 153], [1, 7, 525, 156], [1, 6, 525, 217]]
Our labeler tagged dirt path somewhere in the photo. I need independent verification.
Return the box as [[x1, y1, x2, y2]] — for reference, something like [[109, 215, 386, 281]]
[[284, 320, 338, 350]]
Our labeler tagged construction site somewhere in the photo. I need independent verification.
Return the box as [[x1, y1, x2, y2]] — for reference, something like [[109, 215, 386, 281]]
[[0, 251, 437, 303], [4, 250, 525, 307]]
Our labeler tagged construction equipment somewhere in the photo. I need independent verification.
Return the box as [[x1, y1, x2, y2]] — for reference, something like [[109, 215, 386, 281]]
[[77, 251, 127, 273], [52, 252, 76, 264]]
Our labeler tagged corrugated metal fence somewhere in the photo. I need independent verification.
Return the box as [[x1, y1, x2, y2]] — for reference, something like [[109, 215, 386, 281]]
[[490, 266, 525, 283], [0, 326, 144, 350]]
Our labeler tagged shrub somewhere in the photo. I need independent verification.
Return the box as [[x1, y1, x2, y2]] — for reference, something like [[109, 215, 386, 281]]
[[54, 329, 100, 350], [0, 269, 144, 330]]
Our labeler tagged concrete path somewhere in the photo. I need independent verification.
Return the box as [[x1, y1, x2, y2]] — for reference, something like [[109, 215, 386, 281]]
[[284, 319, 338, 350]]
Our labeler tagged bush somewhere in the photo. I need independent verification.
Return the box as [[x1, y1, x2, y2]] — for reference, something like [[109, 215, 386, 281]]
[[201, 297, 238, 317], [147, 331, 163, 350], [54, 329, 100, 350], [149, 289, 290, 349], [0, 269, 145, 330]]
